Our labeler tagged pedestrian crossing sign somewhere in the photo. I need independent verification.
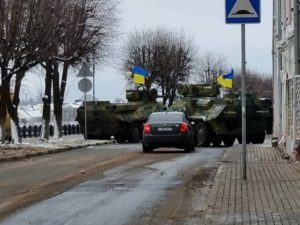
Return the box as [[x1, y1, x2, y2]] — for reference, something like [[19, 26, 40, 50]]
[[226, 0, 261, 24]]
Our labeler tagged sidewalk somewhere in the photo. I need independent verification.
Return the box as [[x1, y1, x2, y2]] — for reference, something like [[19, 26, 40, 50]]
[[204, 145, 300, 225], [0, 135, 114, 163]]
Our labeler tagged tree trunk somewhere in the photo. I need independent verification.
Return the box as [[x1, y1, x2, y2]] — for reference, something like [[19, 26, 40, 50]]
[[0, 117, 5, 143], [0, 93, 6, 143], [0, 67, 7, 143], [41, 61, 53, 140], [53, 62, 63, 139], [168, 88, 176, 107], [60, 62, 69, 100], [163, 84, 171, 106], [52, 62, 70, 139], [7, 70, 25, 144]]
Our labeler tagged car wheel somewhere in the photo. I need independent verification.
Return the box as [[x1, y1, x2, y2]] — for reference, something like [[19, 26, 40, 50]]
[[128, 124, 141, 143], [185, 143, 195, 153], [196, 121, 211, 147], [142, 144, 153, 153]]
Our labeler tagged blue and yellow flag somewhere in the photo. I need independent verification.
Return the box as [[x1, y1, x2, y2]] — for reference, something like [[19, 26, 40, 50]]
[[217, 69, 234, 89], [132, 66, 149, 85]]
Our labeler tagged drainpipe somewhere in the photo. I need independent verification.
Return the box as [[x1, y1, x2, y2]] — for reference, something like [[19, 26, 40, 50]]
[[293, 0, 300, 159], [295, 0, 299, 75]]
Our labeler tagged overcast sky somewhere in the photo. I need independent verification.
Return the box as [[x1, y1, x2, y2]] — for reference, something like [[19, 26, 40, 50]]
[[23, 0, 273, 103]]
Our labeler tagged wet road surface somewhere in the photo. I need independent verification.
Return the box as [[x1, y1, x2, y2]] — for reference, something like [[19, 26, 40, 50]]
[[0, 145, 224, 225]]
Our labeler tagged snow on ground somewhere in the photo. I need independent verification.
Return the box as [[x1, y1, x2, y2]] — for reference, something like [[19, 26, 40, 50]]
[[0, 135, 113, 161]]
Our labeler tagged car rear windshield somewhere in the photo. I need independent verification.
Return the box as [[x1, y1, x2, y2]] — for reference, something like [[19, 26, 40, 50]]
[[148, 112, 184, 123]]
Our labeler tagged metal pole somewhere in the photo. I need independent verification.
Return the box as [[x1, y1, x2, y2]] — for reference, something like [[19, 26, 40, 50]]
[[241, 24, 247, 180], [84, 91, 87, 140], [93, 61, 95, 101]]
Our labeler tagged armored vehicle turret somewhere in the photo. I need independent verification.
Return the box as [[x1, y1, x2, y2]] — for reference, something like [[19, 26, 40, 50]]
[[170, 83, 273, 147], [76, 88, 164, 143]]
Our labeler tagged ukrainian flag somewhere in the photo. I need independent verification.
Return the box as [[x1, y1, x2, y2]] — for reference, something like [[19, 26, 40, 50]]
[[132, 66, 149, 85], [217, 69, 234, 89]]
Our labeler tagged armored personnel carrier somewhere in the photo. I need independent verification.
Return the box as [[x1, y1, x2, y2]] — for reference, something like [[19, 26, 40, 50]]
[[76, 88, 164, 143], [170, 83, 273, 147]]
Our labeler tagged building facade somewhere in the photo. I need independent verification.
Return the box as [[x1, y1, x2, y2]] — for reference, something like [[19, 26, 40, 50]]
[[273, 0, 300, 156]]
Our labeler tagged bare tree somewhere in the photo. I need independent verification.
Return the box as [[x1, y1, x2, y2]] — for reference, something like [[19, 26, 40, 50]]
[[40, 0, 119, 139], [122, 27, 197, 106], [195, 51, 228, 83], [232, 69, 273, 98], [0, 0, 62, 143], [29, 0, 118, 139]]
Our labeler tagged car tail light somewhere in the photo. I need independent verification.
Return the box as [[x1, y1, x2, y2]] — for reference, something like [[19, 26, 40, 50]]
[[143, 123, 151, 134], [180, 122, 188, 133]]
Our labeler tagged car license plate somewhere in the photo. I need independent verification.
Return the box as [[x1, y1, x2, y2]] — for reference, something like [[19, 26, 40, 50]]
[[157, 127, 173, 131]]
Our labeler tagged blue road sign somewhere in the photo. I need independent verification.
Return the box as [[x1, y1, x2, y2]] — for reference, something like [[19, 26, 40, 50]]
[[226, 0, 260, 24]]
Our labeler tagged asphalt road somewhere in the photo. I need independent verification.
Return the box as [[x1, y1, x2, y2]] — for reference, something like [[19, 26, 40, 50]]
[[0, 143, 224, 225]]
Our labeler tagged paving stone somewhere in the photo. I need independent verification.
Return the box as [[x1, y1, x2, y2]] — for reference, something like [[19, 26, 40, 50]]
[[205, 145, 300, 225]]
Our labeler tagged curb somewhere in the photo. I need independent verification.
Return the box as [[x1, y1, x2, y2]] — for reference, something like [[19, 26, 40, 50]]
[[200, 162, 224, 223], [0, 140, 114, 164]]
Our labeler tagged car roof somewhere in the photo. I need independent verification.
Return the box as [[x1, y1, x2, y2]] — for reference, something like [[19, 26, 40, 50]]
[[150, 111, 184, 116]]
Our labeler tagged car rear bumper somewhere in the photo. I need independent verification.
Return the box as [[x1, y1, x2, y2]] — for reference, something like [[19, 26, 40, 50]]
[[143, 133, 191, 148]]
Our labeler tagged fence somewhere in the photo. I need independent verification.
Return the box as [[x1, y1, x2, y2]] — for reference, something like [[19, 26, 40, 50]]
[[20, 124, 81, 138]]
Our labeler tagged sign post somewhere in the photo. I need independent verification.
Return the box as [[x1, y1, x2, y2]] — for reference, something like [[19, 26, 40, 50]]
[[77, 64, 93, 140], [225, 0, 261, 180]]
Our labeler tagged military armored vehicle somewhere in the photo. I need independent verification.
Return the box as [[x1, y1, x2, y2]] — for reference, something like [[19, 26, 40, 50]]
[[170, 83, 273, 147], [76, 88, 164, 143]]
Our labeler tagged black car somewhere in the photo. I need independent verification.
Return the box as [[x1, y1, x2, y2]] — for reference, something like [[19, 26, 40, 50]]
[[142, 111, 195, 153]]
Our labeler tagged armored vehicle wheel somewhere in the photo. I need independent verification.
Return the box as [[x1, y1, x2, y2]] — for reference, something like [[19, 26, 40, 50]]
[[223, 136, 235, 147], [237, 136, 251, 144], [250, 133, 265, 144], [196, 121, 211, 147], [98, 135, 111, 140], [114, 134, 126, 143], [128, 124, 141, 143], [237, 136, 242, 144], [86, 134, 96, 140], [246, 136, 251, 144], [142, 144, 153, 153], [212, 136, 222, 147], [266, 127, 272, 135]]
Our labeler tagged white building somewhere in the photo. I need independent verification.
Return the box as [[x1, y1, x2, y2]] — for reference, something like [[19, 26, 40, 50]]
[[273, 0, 300, 158]]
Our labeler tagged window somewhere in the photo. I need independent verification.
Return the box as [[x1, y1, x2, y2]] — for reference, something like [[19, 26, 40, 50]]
[[286, 0, 292, 25], [148, 112, 184, 123], [277, 0, 282, 40]]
